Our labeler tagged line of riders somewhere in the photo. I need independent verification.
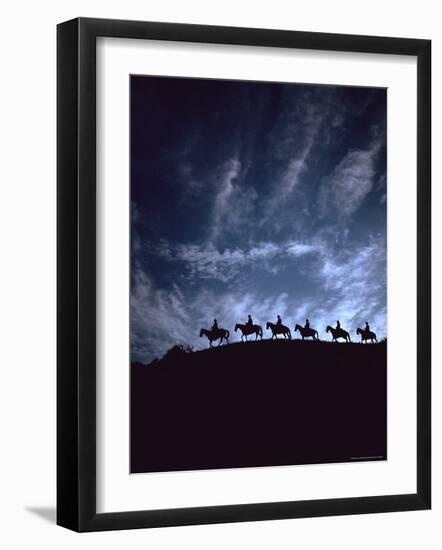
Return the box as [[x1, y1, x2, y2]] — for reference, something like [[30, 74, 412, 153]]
[[199, 316, 378, 347]]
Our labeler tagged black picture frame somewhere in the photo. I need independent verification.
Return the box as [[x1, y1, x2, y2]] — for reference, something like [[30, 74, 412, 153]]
[[57, 17, 431, 532]]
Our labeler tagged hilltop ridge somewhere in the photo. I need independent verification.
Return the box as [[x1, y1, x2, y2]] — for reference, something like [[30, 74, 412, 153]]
[[131, 339, 386, 474]]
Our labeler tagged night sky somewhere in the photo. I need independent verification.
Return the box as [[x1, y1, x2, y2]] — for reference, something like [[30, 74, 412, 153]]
[[130, 76, 387, 363]]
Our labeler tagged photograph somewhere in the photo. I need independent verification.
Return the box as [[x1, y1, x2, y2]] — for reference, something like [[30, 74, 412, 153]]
[[130, 75, 388, 473]]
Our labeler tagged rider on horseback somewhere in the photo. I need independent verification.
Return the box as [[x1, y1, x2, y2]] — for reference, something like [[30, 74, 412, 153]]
[[276, 315, 282, 326], [336, 320, 341, 330], [246, 315, 253, 327], [212, 319, 218, 332], [305, 319, 310, 329], [365, 321, 370, 332]]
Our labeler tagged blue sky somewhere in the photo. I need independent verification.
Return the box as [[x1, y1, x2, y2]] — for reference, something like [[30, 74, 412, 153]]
[[130, 76, 387, 363]]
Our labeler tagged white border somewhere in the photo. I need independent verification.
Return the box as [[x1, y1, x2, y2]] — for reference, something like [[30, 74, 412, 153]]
[[97, 37, 417, 513]]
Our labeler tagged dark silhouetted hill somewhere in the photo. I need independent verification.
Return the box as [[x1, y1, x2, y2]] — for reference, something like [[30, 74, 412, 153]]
[[131, 340, 386, 473]]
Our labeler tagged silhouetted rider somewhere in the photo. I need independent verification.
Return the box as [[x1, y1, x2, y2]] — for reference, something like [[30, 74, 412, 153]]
[[365, 321, 370, 332], [212, 319, 218, 332], [276, 315, 282, 326], [305, 319, 310, 329], [246, 314, 253, 327], [336, 320, 341, 330]]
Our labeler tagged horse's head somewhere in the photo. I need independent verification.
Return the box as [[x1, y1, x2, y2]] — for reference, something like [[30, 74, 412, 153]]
[[266, 322, 271, 330], [295, 324, 300, 332], [234, 324, 239, 331], [326, 326, 331, 333], [357, 328, 362, 335], [199, 328, 204, 337]]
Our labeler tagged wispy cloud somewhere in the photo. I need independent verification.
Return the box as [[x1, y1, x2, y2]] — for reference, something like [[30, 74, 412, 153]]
[[210, 158, 243, 240], [318, 132, 383, 218], [262, 101, 326, 224], [286, 242, 317, 256], [131, 268, 192, 361], [149, 239, 320, 282]]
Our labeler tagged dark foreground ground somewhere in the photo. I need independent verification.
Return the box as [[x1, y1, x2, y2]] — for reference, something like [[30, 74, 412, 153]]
[[131, 340, 386, 473]]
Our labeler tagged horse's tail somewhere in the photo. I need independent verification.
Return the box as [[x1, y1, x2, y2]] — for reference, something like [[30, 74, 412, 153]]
[[225, 329, 230, 340], [287, 329, 292, 339], [315, 330, 319, 340], [259, 327, 263, 337], [347, 332, 352, 342]]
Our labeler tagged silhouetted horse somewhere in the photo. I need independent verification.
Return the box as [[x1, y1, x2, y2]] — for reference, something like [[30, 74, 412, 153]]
[[295, 324, 319, 340], [326, 325, 351, 342], [199, 327, 229, 347], [356, 327, 377, 343], [266, 322, 291, 339], [235, 323, 263, 342]]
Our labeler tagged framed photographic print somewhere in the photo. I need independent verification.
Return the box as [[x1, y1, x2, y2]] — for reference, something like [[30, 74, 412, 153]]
[[57, 17, 431, 532]]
